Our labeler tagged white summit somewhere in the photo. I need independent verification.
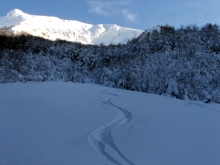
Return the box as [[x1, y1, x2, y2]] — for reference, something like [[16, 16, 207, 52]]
[[0, 9, 143, 45]]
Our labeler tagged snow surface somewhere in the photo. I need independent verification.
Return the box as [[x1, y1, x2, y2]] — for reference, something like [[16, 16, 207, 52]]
[[0, 9, 143, 45], [0, 82, 220, 165]]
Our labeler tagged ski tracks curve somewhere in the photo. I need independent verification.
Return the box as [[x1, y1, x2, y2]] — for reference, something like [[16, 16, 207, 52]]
[[88, 91, 135, 165]]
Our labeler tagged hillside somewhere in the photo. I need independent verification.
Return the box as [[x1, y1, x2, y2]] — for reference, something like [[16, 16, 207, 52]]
[[0, 9, 143, 45], [0, 82, 220, 165], [1, 23, 220, 103]]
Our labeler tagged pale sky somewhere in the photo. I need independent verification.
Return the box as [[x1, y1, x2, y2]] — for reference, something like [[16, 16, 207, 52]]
[[0, 0, 220, 30]]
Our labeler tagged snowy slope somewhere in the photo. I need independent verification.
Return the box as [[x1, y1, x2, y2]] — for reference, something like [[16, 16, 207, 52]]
[[0, 9, 143, 45], [0, 82, 220, 165]]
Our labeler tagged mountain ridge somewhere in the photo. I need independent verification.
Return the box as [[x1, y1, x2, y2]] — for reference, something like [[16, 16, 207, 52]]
[[0, 9, 143, 45]]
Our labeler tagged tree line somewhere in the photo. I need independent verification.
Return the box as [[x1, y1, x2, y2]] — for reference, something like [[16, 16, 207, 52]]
[[0, 23, 220, 103]]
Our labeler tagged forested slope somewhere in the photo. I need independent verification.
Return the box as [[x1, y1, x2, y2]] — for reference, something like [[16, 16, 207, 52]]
[[0, 24, 220, 103]]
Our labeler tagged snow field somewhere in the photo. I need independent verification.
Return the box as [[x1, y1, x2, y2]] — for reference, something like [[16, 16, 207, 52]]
[[0, 82, 219, 165]]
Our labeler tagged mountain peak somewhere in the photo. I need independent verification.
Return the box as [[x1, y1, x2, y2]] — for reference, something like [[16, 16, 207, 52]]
[[1, 9, 143, 45], [7, 9, 25, 17]]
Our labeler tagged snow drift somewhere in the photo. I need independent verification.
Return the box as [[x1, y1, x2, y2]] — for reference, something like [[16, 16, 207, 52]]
[[0, 82, 219, 165]]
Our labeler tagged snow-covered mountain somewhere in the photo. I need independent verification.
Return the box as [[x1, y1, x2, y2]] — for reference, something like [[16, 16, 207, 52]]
[[0, 9, 143, 45]]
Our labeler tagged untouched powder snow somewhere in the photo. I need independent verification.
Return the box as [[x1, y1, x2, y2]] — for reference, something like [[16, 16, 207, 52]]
[[0, 82, 220, 165], [0, 9, 143, 45]]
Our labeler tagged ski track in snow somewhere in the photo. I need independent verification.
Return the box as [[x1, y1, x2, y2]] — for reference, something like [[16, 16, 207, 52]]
[[89, 91, 135, 165], [186, 101, 220, 113]]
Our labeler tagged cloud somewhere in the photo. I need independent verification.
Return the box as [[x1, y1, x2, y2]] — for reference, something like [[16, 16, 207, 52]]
[[87, 0, 130, 16], [122, 9, 137, 22], [87, 1, 110, 15], [87, 0, 138, 22]]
